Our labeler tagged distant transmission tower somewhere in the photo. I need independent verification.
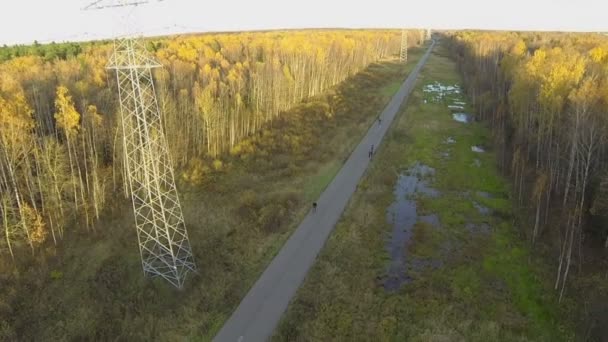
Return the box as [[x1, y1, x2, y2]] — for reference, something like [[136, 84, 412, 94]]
[[400, 29, 408, 62], [426, 28, 432, 40], [85, 0, 196, 288]]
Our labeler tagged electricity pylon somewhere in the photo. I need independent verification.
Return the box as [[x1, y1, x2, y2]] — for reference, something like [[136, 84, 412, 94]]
[[400, 29, 408, 62], [426, 28, 432, 40], [85, 0, 196, 288]]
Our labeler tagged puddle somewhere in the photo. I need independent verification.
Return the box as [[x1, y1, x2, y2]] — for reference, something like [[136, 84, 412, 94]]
[[472, 201, 491, 215], [452, 113, 471, 123], [471, 146, 485, 153], [465, 222, 490, 234], [476, 191, 492, 198], [423, 82, 463, 103], [441, 137, 455, 162], [423, 82, 460, 94], [448, 105, 465, 110], [384, 163, 439, 291], [408, 257, 443, 274]]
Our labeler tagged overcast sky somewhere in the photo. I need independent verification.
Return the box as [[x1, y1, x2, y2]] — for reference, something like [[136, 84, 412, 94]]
[[1, 0, 606, 45]]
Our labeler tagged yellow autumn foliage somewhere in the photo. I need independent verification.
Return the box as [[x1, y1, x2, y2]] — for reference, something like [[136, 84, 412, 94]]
[[54, 86, 80, 138]]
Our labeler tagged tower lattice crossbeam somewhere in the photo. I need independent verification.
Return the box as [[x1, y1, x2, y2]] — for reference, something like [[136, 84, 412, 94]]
[[108, 37, 196, 288]]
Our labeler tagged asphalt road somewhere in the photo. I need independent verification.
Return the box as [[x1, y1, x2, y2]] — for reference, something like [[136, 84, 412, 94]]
[[214, 40, 436, 342]]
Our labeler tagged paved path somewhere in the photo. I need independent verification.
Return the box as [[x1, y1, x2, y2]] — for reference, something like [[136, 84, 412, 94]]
[[214, 40, 436, 342]]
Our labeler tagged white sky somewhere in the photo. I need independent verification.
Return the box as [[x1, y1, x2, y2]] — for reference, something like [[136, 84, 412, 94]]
[[1, 0, 607, 45]]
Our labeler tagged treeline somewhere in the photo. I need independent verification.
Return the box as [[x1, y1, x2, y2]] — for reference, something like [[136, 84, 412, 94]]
[[446, 31, 608, 299], [0, 29, 425, 260], [0, 41, 94, 62]]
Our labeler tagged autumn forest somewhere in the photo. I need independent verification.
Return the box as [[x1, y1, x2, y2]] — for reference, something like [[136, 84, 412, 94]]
[[0, 30, 413, 255], [449, 31, 608, 298], [0, 27, 607, 340]]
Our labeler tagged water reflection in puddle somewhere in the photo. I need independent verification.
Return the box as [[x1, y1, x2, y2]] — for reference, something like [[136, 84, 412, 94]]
[[423, 82, 462, 103], [423, 82, 460, 94], [476, 191, 492, 198], [471, 146, 485, 153], [473, 201, 491, 215], [464, 191, 493, 235], [384, 163, 439, 291], [452, 113, 470, 123]]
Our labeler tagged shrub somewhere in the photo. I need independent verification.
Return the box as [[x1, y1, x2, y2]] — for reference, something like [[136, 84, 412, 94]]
[[257, 203, 287, 233], [236, 190, 263, 221], [181, 158, 209, 185], [212, 159, 223, 171], [50, 270, 63, 280]]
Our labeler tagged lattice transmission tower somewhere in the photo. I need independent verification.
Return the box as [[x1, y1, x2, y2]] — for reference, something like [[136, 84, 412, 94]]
[[400, 29, 408, 62], [84, 0, 196, 288]]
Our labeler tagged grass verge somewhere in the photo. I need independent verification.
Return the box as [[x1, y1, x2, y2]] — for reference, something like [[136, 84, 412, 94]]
[[274, 41, 574, 341]]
